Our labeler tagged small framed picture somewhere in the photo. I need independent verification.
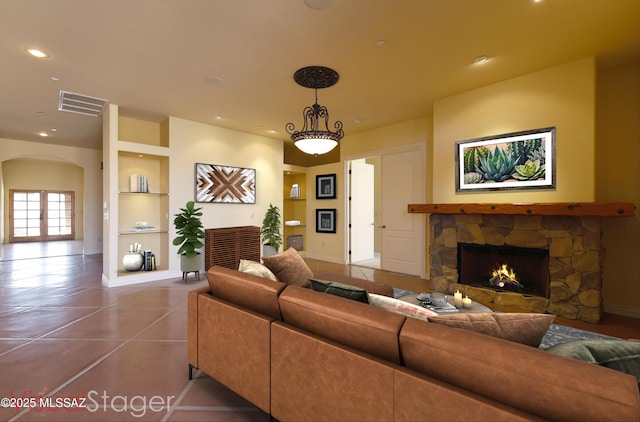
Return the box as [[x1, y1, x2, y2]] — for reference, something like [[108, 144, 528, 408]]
[[316, 209, 336, 233], [316, 174, 336, 199]]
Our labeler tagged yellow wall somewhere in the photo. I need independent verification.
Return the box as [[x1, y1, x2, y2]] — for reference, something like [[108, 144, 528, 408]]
[[596, 62, 640, 317], [433, 57, 596, 203], [341, 117, 431, 161], [2, 158, 84, 240], [304, 162, 345, 263], [118, 116, 166, 146]]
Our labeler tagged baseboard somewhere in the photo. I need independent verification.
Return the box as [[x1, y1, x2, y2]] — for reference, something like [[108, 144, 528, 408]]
[[604, 303, 640, 319], [303, 252, 344, 265]]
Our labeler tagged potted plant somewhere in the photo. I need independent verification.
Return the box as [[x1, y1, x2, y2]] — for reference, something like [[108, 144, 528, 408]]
[[173, 200, 205, 273], [261, 203, 282, 257]]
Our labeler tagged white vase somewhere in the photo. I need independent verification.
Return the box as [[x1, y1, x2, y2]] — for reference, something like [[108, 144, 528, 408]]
[[123, 252, 144, 271]]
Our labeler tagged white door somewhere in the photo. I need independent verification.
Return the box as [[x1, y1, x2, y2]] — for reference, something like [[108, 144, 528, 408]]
[[381, 150, 426, 277], [350, 159, 375, 262]]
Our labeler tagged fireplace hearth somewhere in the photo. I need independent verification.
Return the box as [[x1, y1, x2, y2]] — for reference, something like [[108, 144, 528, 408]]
[[458, 243, 550, 297]]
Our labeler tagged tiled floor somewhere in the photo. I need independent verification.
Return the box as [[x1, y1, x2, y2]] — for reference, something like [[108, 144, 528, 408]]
[[1, 242, 638, 421], [0, 251, 268, 421]]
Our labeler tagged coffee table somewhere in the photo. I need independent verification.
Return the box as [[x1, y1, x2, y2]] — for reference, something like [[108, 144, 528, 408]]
[[398, 293, 493, 314]]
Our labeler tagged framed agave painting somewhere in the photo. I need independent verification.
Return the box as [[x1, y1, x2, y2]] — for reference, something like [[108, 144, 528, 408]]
[[455, 127, 556, 192]]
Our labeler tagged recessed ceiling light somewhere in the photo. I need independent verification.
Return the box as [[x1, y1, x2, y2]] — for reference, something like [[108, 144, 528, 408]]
[[214, 115, 223, 120], [473, 55, 489, 64], [207, 76, 224, 84], [50, 128, 57, 132], [26, 48, 48, 58], [267, 129, 278, 134], [51, 76, 60, 81], [38, 132, 49, 137], [304, 0, 332, 10], [376, 39, 385, 47]]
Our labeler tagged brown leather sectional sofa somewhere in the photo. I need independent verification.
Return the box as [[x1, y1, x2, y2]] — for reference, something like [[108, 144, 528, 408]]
[[188, 266, 640, 422]]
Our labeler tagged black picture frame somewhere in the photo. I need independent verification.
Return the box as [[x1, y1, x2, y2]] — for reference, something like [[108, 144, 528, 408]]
[[316, 209, 336, 233], [455, 126, 556, 192], [316, 174, 336, 199]]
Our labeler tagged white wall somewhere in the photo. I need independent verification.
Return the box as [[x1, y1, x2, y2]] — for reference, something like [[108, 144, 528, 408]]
[[0, 138, 103, 254], [167, 117, 283, 271]]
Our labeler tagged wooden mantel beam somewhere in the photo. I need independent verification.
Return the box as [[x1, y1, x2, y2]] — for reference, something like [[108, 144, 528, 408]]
[[407, 202, 636, 217]]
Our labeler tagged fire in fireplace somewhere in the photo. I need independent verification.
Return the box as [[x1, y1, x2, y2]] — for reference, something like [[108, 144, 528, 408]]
[[489, 263, 524, 292], [457, 243, 550, 297]]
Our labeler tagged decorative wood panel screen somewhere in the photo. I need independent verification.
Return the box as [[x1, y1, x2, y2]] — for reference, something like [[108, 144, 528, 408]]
[[205, 226, 261, 271]]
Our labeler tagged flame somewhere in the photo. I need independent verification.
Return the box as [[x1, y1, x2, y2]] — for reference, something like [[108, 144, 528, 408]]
[[491, 263, 517, 282]]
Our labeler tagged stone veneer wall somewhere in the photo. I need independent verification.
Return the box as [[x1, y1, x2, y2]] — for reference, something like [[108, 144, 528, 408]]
[[429, 214, 604, 323]]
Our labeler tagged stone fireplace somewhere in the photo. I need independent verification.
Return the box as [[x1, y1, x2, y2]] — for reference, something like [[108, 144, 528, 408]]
[[429, 213, 605, 322], [408, 202, 636, 323]]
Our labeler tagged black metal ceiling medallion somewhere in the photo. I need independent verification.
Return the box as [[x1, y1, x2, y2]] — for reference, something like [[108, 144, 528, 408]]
[[293, 66, 339, 89]]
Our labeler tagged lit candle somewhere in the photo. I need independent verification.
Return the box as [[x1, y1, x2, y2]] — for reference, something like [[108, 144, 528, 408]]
[[463, 296, 472, 309], [453, 290, 463, 308]]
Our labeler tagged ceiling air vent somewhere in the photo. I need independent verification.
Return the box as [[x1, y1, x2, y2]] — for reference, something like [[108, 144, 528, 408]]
[[58, 90, 108, 117]]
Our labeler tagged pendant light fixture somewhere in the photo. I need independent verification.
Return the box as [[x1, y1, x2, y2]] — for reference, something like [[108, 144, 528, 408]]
[[285, 66, 344, 155]]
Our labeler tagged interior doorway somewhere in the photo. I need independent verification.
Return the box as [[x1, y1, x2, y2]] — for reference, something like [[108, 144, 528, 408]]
[[349, 158, 378, 268], [1, 157, 85, 259], [347, 146, 426, 277]]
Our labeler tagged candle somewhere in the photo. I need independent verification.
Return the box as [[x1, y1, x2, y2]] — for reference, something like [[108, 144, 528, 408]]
[[463, 296, 472, 309], [453, 290, 463, 308]]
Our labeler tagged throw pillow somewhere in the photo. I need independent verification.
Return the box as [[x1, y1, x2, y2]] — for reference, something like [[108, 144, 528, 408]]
[[368, 293, 438, 322], [262, 247, 313, 288], [238, 259, 278, 281], [427, 313, 555, 347], [547, 339, 640, 383], [309, 278, 369, 303]]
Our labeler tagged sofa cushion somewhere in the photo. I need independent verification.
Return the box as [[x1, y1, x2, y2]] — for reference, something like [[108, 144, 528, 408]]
[[399, 317, 640, 422], [427, 313, 554, 347], [262, 247, 313, 288], [546, 339, 640, 382], [310, 278, 369, 303], [206, 266, 286, 320], [238, 259, 278, 281], [368, 293, 438, 322], [312, 271, 395, 297], [279, 285, 406, 364]]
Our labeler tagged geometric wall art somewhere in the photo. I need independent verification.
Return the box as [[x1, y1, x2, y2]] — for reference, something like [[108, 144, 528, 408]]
[[195, 163, 256, 204]]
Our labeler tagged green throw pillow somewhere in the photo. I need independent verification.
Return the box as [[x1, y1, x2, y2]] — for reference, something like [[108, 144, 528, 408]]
[[309, 278, 369, 304], [547, 340, 640, 382]]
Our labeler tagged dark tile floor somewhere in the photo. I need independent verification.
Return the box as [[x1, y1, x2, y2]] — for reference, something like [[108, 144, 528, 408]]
[[0, 242, 637, 421]]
